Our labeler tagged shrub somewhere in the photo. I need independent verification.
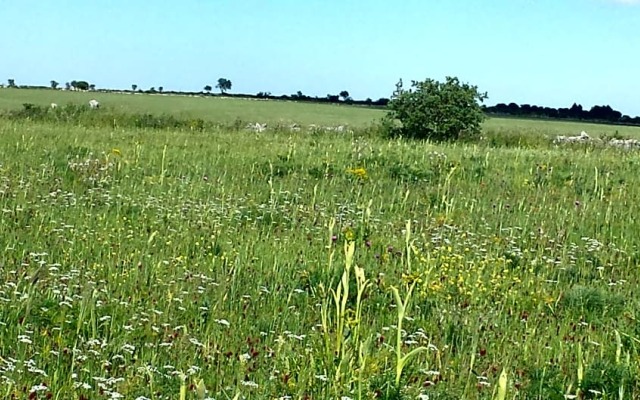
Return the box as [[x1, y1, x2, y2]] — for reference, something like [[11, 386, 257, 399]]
[[385, 77, 487, 141]]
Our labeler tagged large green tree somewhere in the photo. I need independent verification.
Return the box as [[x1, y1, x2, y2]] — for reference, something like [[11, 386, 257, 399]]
[[385, 76, 487, 141]]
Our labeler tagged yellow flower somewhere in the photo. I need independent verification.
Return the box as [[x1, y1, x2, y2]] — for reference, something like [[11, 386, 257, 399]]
[[402, 273, 422, 285], [429, 281, 443, 292], [343, 226, 356, 242], [347, 167, 368, 180], [111, 148, 122, 156]]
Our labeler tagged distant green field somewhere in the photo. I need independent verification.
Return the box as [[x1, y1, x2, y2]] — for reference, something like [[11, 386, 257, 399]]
[[0, 88, 384, 127], [3, 88, 640, 137], [485, 116, 640, 138]]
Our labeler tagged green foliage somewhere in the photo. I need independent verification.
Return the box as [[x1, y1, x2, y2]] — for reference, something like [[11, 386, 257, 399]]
[[216, 78, 232, 93], [560, 285, 625, 321], [519, 366, 566, 400], [580, 358, 636, 399], [484, 128, 552, 148], [71, 80, 90, 91], [385, 76, 488, 141]]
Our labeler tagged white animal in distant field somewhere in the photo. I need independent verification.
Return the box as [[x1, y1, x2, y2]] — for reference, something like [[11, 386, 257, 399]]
[[89, 99, 100, 109], [50, 103, 58, 109]]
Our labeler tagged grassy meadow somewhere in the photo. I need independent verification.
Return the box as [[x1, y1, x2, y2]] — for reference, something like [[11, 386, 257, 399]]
[[0, 88, 383, 127], [1, 89, 640, 399], [3, 88, 640, 138]]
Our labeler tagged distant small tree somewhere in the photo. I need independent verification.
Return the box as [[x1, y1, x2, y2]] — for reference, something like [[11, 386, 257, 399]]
[[75, 81, 90, 91], [385, 76, 487, 141], [132, 84, 137, 92], [50, 80, 59, 89], [89, 84, 96, 91], [216, 78, 232, 94], [158, 86, 163, 93], [339, 90, 350, 101], [7, 79, 16, 88], [65, 82, 71, 90], [149, 87, 157, 93], [204, 85, 212, 93], [70, 80, 77, 90]]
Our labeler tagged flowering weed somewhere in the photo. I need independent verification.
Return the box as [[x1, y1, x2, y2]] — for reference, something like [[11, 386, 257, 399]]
[[0, 119, 639, 398]]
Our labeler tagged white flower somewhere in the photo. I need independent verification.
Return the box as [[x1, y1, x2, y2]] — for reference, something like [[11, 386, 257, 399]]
[[30, 384, 48, 393], [18, 335, 32, 344]]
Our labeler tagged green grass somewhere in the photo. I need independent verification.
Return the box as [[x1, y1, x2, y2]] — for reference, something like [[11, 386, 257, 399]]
[[1, 113, 640, 399], [4, 88, 640, 138], [0, 88, 384, 127], [483, 116, 640, 140]]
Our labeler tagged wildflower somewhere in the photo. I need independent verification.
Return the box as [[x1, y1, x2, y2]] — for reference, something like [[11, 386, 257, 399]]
[[30, 384, 48, 393], [343, 227, 355, 242], [18, 335, 32, 344], [347, 167, 368, 180]]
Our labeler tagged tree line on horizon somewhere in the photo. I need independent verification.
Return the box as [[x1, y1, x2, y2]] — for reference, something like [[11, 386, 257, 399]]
[[3, 77, 640, 127], [483, 102, 640, 126]]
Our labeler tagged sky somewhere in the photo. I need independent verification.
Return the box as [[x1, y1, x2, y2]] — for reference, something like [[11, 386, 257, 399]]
[[1, 0, 639, 115]]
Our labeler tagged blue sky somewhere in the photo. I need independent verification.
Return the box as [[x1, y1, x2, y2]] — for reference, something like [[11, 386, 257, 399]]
[[1, 0, 639, 115]]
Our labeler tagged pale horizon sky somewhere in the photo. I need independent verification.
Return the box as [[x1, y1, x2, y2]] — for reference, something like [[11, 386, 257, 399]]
[[1, 0, 639, 115]]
